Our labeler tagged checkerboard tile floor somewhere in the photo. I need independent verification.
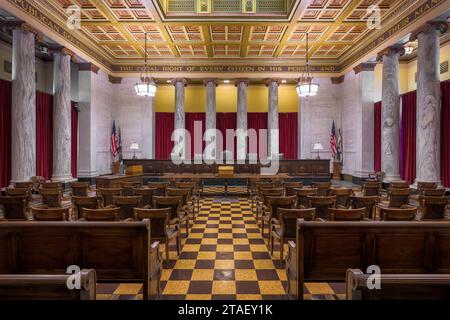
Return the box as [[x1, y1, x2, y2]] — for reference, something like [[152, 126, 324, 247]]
[[96, 197, 346, 300]]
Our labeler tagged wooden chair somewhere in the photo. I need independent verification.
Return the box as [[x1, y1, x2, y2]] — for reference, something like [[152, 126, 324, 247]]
[[80, 207, 120, 221], [307, 196, 336, 220], [330, 188, 354, 207], [13, 181, 33, 189], [147, 181, 170, 196], [40, 182, 64, 191], [270, 208, 316, 263], [0, 196, 29, 220], [261, 195, 296, 239], [70, 182, 90, 197], [349, 195, 379, 219], [152, 196, 188, 236], [134, 207, 181, 263], [97, 188, 122, 207], [311, 182, 332, 196], [283, 182, 303, 196], [166, 187, 194, 225], [175, 181, 200, 214], [39, 188, 63, 208], [251, 182, 277, 212], [293, 188, 318, 208], [31, 207, 70, 221], [134, 188, 156, 208], [387, 188, 411, 207], [362, 182, 382, 196], [72, 196, 100, 220], [113, 196, 142, 220], [5, 188, 31, 206], [389, 181, 410, 189], [257, 188, 285, 219], [379, 206, 418, 221], [329, 208, 369, 221], [417, 181, 439, 191], [120, 181, 142, 196], [419, 196, 449, 220], [420, 188, 446, 197], [367, 171, 384, 182]]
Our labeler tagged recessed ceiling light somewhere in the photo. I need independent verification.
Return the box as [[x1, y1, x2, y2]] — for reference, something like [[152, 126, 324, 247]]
[[281, 80, 287, 84], [166, 80, 172, 83], [223, 80, 230, 83]]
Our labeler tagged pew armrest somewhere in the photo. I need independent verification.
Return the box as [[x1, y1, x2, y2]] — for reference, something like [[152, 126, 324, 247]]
[[148, 241, 162, 300], [286, 241, 298, 300]]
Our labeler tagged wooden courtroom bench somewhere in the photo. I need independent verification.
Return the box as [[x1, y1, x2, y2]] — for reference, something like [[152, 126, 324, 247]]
[[286, 220, 450, 300], [0, 220, 161, 300], [0, 269, 96, 300], [345, 269, 450, 300]]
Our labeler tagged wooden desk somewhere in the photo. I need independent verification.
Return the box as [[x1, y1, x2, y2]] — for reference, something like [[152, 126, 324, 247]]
[[96, 174, 143, 189]]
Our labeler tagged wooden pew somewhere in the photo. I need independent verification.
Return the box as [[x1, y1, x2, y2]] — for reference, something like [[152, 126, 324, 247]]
[[286, 220, 450, 300], [0, 220, 161, 300], [0, 269, 96, 300], [346, 269, 450, 300]]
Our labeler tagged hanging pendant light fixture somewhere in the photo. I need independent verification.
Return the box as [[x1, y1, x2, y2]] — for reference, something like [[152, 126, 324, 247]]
[[134, 32, 157, 97], [296, 32, 319, 97]]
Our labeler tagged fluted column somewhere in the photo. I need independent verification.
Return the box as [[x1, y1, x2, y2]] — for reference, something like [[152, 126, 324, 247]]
[[266, 79, 280, 159], [235, 79, 248, 162], [173, 78, 187, 160], [377, 46, 404, 182], [11, 25, 38, 182], [52, 48, 74, 182], [204, 79, 218, 161], [411, 22, 448, 183]]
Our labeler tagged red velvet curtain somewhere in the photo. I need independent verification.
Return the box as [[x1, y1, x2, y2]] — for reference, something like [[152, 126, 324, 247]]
[[155, 113, 174, 160], [217, 113, 237, 159], [36, 91, 53, 180], [185, 113, 205, 159], [441, 80, 450, 187], [248, 113, 268, 159], [71, 102, 78, 178], [400, 92, 417, 183], [0, 79, 11, 188], [279, 113, 298, 160], [374, 102, 382, 172]]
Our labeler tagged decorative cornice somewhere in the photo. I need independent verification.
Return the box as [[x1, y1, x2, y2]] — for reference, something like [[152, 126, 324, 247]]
[[108, 75, 122, 84], [172, 78, 188, 86], [410, 21, 449, 42], [264, 78, 281, 86], [203, 78, 219, 86], [234, 78, 249, 86], [376, 45, 406, 62], [353, 63, 377, 75], [78, 63, 100, 74], [330, 75, 345, 84]]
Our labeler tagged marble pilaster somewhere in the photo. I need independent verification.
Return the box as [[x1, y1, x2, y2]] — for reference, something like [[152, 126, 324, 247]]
[[11, 26, 37, 182], [173, 78, 187, 160], [412, 22, 448, 183], [266, 79, 280, 159], [378, 46, 404, 182], [236, 79, 248, 162], [52, 48, 74, 182], [204, 79, 218, 160]]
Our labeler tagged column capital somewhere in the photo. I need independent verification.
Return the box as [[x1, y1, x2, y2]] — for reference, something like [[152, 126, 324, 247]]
[[78, 62, 100, 74], [50, 46, 76, 60], [172, 78, 188, 86], [203, 78, 219, 86], [330, 75, 345, 84], [376, 45, 406, 62], [264, 78, 281, 87], [234, 78, 249, 86], [108, 75, 122, 84], [410, 21, 448, 42], [353, 62, 377, 75], [16, 22, 44, 43]]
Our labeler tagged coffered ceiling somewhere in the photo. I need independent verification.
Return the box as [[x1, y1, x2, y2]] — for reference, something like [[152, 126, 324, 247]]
[[1, 0, 449, 76]]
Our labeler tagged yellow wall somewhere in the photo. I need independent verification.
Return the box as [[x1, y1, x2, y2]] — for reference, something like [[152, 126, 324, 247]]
[[373, 42, 450, 102], [155, 84, 298, 113]]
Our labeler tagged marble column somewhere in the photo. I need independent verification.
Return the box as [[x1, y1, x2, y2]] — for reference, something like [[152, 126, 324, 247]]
[[235, 79, 248, 162], [377, 46, 404, 182], [266, 79, 280, 159], [204, 79, 218, 160], [411, 22, 448, 183], [52, 48, 74, 182], [11, 25, 37, 182], [173, 78, 187, 159]]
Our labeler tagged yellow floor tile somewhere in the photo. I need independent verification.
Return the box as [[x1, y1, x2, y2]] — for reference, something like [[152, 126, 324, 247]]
[[161, 269, 172, 281], [258, 281, 286, 295], [163, 281, 190, 295], [186, 294, 212, 300], [233, 238, 250, 245], [216, 244, 234, 252], [201, 238, 218, 245], [212, 281, 236, 295], [253, 259, 275, 269], [191, 269, 214, 281], [218, 233, 233, 239], [305, 283, 335, 295], [234, 269, 258, 281], [114, 283, 142, 295], [250, 244, 268, 252], [234, 251, 253, 260], [174, 260, 197, 269], [214, 260, 235, 269], [197, 252, 216, 260], [182, 244, 201, 252]]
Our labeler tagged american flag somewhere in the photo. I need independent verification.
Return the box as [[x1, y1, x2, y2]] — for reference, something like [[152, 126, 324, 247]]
[[111, 120, 119, 159], [330, 121, 337, 159]]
